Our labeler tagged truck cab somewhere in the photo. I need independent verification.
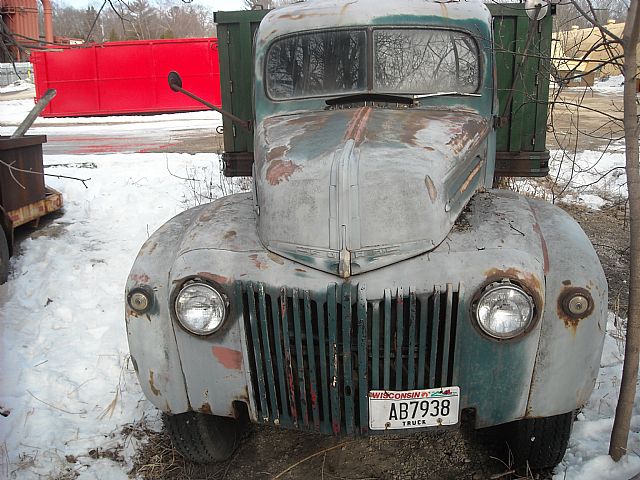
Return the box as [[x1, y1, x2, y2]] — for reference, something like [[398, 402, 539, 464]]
[[125, 0, 607, 470]]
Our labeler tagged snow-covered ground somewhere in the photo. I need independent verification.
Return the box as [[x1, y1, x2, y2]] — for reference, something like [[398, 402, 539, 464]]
[[1, 91, 639, 479], [0, 151, 228, 479], [592, 74, 626, 94], [512, 143, 627, 209]]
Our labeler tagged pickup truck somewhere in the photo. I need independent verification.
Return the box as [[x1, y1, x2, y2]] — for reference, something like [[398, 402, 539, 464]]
[[125, 0, 607, 471]]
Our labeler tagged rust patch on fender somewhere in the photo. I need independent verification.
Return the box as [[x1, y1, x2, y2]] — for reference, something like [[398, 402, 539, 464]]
[[129, 273, 150, 284], [212, 346, 243, 370], [149, 371, 160, 396], [249, 254, 268, 270], [139, 240, 157, 256], [268, 252, 285, 265], [424, 175, 438, 203], [295, 268, 307, 273], [200, 402, 212, 415], [223, 230, 236, 241], [562, 280, 572, 286], [266, 159, 302, 186], [197, 272, 231, 285], [198, 209, 217, 223], [558, 286, 594, 334], [529, 206, 550, 274]]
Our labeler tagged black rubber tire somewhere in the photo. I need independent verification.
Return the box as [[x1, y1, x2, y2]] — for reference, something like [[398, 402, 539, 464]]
[[506, 411, 574, 471], [0, 230, 9, 285], [165, 412, 240, 463]]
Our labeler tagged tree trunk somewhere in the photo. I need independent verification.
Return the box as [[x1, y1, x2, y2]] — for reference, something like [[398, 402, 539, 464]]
[[609, 1, 640, 462]]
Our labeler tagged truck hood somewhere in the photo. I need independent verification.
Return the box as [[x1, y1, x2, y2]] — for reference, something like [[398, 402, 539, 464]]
[[255, 107, 490, 276]]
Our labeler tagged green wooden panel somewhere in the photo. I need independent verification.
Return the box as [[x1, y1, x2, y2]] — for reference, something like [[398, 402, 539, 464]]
[[215, 10, 268, 155], [488, 3, 554, 177]]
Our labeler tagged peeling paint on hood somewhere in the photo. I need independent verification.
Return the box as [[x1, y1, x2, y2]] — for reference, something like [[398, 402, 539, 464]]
[[255, 106, 491, 276]]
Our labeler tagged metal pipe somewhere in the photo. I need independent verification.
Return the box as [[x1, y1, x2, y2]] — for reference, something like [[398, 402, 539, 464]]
[[40, 0, 54, 44], [11, 89, 56, 138]]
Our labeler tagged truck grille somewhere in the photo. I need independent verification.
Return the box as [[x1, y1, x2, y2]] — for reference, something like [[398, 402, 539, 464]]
[[237, 281, 461, 435]]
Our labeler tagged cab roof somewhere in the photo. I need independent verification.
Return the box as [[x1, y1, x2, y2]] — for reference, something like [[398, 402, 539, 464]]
[[256, 0, 492, 45]]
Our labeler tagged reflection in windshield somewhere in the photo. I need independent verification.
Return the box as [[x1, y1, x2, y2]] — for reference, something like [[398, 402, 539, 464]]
[[266, 28, 480, 100], [266, 30, 366, 99], [374, 30, 479, 93]]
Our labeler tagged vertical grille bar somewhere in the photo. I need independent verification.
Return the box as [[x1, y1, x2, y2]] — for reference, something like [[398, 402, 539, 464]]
[[247, 283, 269, 419], [292, 288, 309, 426], [371, 301, 380, 390], [440, 284, 454, 386], [316, 299, 331, 434], [269, 287, 290, 423], [417, 292, 428, 388], [407, 288, 417, 390], [279, 287, 298, 425], [383, 289, 392, 390], [303, 291, 321, 429], [241, 281, 460, 434], [429, 287, 441, 387], [342, 285, 355, 435], [327, 283, 341, 434], [357, 284, 368, 433], [395, 287, 404, 390], [257, 283, 279, 421]]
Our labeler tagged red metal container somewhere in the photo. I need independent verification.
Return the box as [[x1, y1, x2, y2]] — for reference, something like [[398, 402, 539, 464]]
[[31, 38, 221, 117]]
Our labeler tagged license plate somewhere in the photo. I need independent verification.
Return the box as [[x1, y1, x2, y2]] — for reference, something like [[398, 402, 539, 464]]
[[368, 387, 460, 430]]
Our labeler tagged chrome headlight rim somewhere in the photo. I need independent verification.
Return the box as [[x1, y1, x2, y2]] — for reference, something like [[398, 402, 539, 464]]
[[472, 280, 538, 341], [172, 278, 229, 336]]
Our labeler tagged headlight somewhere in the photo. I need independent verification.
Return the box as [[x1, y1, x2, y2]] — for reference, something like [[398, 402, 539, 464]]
[[174, 281, 227, 335], [475, 282, 535, 339]]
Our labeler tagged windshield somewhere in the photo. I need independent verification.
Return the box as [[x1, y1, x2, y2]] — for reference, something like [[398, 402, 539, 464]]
[[266, 28, 480, 100]]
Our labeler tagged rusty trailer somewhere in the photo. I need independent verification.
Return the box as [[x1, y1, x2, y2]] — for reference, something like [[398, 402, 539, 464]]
[[0, 134, 63, 283]]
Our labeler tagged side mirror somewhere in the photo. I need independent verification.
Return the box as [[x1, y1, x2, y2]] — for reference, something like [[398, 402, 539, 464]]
[[168, 71, 183, 92]]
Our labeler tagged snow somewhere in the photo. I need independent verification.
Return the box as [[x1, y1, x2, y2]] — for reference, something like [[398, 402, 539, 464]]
[[554, 314, 640, 479], [592, 74, 626, 94], [511, 144, 627, 210], [0, 81, 33, 95], [0, 98, 221, 134], [0, 151, 222, 479], [0, 94, 638, 479]]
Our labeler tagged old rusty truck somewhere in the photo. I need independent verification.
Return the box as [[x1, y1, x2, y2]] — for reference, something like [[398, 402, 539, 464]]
[[125, 0, 607, 471]]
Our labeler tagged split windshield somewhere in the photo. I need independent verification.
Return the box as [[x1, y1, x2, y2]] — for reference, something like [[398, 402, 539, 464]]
[[266, 28, 480, 100]]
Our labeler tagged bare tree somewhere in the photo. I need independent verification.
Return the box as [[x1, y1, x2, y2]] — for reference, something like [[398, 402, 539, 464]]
[[609, 0, 640, 461]]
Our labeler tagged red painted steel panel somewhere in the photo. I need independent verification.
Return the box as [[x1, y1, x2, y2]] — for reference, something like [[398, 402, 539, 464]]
[[32, 38, 221, 117]]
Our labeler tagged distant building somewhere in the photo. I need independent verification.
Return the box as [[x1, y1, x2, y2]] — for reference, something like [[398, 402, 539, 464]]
[[551, 21, 637, 88]]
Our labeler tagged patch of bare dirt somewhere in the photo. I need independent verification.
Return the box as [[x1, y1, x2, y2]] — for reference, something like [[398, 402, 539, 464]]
[[131, 420, 548, 480]]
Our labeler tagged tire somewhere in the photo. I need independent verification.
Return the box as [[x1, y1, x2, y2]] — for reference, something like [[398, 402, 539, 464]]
[[506, 411, 574, 471], [165, 412, 240, 463], [0, 230, 9, 285]]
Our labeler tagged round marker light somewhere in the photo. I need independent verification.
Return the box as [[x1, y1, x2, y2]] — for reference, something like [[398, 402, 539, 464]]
[[475, 282, 535, 339], [128, 286, 154, 314], [174, 282, 227, 335], [568, 294, 588, 316], [561, 288, 593, 319]]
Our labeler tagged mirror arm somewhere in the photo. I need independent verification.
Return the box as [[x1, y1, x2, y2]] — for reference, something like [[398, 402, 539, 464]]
[[168, 74, 252, 132]]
